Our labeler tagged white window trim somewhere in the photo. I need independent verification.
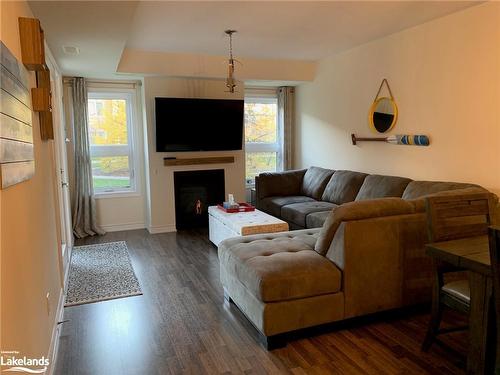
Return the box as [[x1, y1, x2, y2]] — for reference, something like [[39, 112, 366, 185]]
[[87, 90, 140, 197], [244, 91, 282, 187]]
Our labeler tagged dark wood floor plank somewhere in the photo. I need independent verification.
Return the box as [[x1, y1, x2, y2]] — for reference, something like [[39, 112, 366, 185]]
[[54, 229, 467, 374]]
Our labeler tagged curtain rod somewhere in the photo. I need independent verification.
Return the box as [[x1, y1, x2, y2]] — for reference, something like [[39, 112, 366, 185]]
[[63, 77, 142, 87], [245, 86, 278, 91]]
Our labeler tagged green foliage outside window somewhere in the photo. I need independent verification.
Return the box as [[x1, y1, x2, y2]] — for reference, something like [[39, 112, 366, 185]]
[[88, 99, 128, 145], [244, 102, 277, 143], [245, 101, 278, 181], [88, 99, 131, 190], [246, 152, 277, 181]]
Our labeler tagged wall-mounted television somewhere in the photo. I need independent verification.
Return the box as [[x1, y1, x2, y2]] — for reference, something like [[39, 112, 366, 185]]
[[155, 97, 244, 152]]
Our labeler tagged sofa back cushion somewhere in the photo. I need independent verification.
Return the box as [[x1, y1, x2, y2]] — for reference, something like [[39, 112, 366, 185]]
[[355, 174, 412, 201], [301, 166, 335, 199], [256, 169, 307, 198], [322, 170, 368, 204], [402, 180, 480, 200]]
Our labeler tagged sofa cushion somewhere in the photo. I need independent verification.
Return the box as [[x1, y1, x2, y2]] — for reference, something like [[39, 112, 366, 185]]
[[301, 167, 335, 200], [306, 211, 333, 229], [282, 201, 337, 228], [355, 174, 412, 201], [219, 236, 341, 303], [259, 196, 315, 218], [256, 169, 307, 199], [220, 228, 321, 250], [402, 180, 480, 200], [322, 170, 368, 204]]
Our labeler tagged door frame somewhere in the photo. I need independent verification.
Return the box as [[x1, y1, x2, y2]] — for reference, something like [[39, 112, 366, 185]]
[[45, 50, 73, 286]]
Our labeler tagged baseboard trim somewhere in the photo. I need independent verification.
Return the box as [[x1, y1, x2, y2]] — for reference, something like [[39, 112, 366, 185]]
[[147, 224, 177, 234], [47, 287, 65, 375], [100, 222, 146, 232]]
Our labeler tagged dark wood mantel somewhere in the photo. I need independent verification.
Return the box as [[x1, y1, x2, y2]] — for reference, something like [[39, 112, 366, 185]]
[[163, 156, 235, 166]]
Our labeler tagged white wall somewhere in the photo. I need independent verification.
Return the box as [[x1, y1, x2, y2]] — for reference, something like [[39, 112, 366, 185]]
[[142, 77, 246, 233], [118, 48, 316, 83], [295, 2, 500, 196]]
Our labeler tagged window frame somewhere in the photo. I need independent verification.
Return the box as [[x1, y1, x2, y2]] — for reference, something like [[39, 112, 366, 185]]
[[244, 90, 282, 186], [87, 89, 139, 198]]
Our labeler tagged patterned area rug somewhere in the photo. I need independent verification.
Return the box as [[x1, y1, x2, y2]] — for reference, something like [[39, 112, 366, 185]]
[[65, 241, 142, 307]]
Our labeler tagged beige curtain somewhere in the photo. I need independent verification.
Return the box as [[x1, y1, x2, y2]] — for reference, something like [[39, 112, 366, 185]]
[[71, 77, 104, 238], [278, 87, 294, 170]]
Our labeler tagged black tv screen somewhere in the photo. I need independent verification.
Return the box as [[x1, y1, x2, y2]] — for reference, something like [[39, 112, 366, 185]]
[[155, 97, 244, 152]]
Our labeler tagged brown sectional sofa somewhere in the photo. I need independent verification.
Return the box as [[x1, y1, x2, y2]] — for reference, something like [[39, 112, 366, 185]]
[[219, 167, 495, 349], [255, 166, 480, 229]]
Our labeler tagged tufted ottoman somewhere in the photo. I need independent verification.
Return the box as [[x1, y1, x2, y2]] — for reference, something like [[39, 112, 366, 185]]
[[218, 228, 344, 348]]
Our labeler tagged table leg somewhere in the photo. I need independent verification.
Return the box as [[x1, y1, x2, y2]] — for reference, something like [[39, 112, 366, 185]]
[[468, 272, 493, 374]]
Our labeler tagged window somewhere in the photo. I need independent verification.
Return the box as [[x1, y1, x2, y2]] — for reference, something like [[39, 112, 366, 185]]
[[244, 93, 281, 185], [87, 91, 136, 195]]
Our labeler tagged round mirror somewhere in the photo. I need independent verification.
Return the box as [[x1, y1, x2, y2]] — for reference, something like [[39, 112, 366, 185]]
[[369, 97, 398, 133]]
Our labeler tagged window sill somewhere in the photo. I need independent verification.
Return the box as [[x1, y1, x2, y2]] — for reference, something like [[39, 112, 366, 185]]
[[94, 191, 141, 199]]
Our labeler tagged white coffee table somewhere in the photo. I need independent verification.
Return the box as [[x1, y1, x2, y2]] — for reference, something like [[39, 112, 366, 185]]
[[208, 206, 289, 246]]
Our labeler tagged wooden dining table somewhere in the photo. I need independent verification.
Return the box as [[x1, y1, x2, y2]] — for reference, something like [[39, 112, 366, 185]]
[[426, 235, 495, 374]]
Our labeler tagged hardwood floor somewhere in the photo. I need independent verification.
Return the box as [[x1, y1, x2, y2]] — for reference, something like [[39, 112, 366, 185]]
[[55, 229, 468, 375]]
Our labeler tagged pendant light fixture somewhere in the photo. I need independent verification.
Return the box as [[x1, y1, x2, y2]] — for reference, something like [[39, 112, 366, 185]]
[[224, 29, 237, 93]]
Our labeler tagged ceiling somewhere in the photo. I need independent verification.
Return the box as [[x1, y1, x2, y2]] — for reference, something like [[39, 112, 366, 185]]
[[127, 1, 477, 60], [29, 1, 480, 79], [28, 1, 139, 78]]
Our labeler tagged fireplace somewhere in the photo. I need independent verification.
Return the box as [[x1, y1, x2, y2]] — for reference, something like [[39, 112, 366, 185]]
[[174, 169, 225, 229]]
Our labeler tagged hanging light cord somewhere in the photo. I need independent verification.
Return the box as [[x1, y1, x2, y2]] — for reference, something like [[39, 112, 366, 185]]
[[228, 32, 234, 60]]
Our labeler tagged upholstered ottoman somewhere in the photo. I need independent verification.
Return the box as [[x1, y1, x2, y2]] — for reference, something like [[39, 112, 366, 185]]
[[218, 229, 344, 348]]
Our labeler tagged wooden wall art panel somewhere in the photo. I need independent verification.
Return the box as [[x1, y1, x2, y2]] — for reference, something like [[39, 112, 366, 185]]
[[0, 41, 35, 189]]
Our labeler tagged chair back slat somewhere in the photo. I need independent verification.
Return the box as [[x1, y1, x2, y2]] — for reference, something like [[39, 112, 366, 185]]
[[435, 200, 490, 218], [488, 226, 500, 373], [426, 192, 494, 243]]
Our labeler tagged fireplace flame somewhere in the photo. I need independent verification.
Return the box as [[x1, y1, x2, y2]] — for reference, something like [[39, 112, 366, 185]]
[[195, 199, 202, 215]]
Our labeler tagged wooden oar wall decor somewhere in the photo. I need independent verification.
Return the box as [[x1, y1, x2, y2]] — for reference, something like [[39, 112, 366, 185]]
[[351, 134, 430, 146]]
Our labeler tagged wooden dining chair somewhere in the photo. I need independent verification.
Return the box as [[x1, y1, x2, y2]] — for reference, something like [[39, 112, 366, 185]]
[[488, 225, 500, 374], [422, 192, 495, 351]]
